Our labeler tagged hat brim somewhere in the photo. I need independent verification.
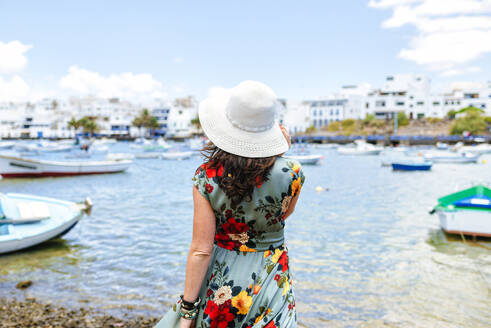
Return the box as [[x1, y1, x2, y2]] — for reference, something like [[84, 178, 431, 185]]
[[199, 94, 289, 158]]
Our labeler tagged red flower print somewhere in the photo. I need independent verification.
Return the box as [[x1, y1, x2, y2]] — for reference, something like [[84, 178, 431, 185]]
[[205, 183, 214, 193], [206, 167, 217, 178], [255, 175, 263, 188], [205, 299, 234, 328], [217, 165, 224, 177], [264, 321, 277, 328], [215, 233, 237, 250], [265, 213, 272, 219], [274, 274, 280, 281], [278, 251, 288, 272], [207, 288, 214, 298], [225, 209, 233, 218], [222, 218, 249, 235]]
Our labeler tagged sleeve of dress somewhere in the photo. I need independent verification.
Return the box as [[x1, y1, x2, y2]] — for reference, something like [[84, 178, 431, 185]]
[[289, 160, 305, 197], [192, 164, 211, 201]]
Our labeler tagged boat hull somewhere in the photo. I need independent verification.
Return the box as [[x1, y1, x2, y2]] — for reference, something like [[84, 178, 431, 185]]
[[338, 148, 381, 155], [0, 193, 85, 254], [283, 155, 322, 165], [160, 151, 193, 160], [437, 210, 491, 237], [0, 154, 131, 178], [392, 163, 432, 171]]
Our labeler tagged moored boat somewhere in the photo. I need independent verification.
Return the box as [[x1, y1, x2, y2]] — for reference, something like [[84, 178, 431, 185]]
[[337, 140, 383, 156], [0, 154, 132, 178], [0, 193, 92, 254], [391, 160, 432, 171], [283, 154, 323, 165], [160, 151, 193, 160], [423, 151, 480, 163], [430, 185, 491, 237]]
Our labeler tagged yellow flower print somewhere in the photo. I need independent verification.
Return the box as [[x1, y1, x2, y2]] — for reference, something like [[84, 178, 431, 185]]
[[264, 250, 271, 258], [232, 290, 252, 315], [271, 249, 284, 264], [291, 177, 302, 196], [254, 314, 264, 325], [292, 164, 301, 174], [239, 244, 257, 252], [282, 279, 290, 296]]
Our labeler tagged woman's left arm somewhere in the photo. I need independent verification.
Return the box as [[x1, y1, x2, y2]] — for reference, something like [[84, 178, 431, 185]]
[[180, 187, 216, 328]]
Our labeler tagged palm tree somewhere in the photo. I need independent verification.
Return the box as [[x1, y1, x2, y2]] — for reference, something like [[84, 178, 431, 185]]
[[191, 116, 201, 134], [132, 109, 158, 137]]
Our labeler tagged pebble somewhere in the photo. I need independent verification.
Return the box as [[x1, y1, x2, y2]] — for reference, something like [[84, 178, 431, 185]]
[[0, 297, 160, 328]]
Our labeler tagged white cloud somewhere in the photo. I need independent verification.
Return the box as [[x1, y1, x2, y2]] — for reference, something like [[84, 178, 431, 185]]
[[369, 0, 491, 76], [0, 76, 30, 101], [0, 41, 32, 74], [59, 66, 167, 100]]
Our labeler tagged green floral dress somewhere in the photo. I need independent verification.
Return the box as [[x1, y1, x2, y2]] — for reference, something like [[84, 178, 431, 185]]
[[154, 157, 305, 328]]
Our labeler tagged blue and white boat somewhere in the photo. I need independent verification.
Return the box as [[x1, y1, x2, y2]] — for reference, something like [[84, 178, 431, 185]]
[[392, 160, 433, 171], [0, 193, 92, 254]]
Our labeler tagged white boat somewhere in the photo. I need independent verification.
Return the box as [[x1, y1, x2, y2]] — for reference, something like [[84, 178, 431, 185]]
[[337, 140, 383, 155], [0, 193, 92, 254], [188, 138, 206, 151], [454, 143, 491, 155], [105, 153, 135, 161], [0, 141, 15, 150], [135, 152, 161, 159], [160, 151, 193, 160], [283, 154, 323, 165], [143, 139, 171, 152], [431, 185, 491, 237], [0, 154, 132, 178], [36, 141, 74, 153], [436, 142, 449, 150], [424, 151, 480, 163]]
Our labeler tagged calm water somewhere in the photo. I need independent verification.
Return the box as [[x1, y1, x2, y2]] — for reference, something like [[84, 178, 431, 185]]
[[0, 143, 490, 327]]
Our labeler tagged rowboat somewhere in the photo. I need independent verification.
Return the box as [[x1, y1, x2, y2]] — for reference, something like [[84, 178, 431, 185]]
[[283, 154, 323, 165], [391, 160, 432, 171], [105, 153, 135, 161], [430, 185, 491, 237], [423, 151, 480, 163], [337, 140, 383, 156], [0, 154, 132, 178], [135, 152, 161, 159], [0, 193, 92, 254], [453, 143, 491, 155], [160, 151, 193, 160]]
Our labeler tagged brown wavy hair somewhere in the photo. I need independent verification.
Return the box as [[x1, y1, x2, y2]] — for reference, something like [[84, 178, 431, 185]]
[[202, 142, 277, 206]]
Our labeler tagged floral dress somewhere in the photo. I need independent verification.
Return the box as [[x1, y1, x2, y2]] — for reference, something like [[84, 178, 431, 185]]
[[154, 157, 305, 328]]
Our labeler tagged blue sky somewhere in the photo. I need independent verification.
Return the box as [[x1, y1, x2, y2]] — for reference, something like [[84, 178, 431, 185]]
[[0, 0, 490, 101]]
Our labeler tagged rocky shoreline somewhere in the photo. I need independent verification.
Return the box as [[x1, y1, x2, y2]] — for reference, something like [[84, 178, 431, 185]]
[[0, 297, 161, 328]]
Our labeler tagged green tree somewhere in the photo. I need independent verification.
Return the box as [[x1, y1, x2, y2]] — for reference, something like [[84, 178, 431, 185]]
[[191, 116, 201, 133], [327, 121, 341, 132], [67, 117, 81, 131], [456, 106, 485, 115], [446, 109, 457, 120], [78, 116, 99, 136], [305, 124, 317, 134], [450, 111, 488, 135], [132, 109, 159, 137], [362, 114, 375, 126], [397, 112, 409, 126], [52, 100, 58, 110]]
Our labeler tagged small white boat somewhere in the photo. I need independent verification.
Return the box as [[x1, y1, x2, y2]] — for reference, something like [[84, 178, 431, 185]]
[[337, 140, 383, 156], [283, 154, 323, 165], [188, 138, 206, 151], [135, 152, 161, 159], [436, 142, 449, 150], [454, 143, 491, 155], [160, 151, 193, 160], [105, 153, 135, 161], [0, 141, 15, 150], [430, 185, 491, 237], [424, 151, 480, 163], [0, 154, 132, 178], [0, 193, 92, 254]]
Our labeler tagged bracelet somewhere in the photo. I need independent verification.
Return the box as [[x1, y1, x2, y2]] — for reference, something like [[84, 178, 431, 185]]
[[178, 304, 199, 320], [180, 295, 200, 309]]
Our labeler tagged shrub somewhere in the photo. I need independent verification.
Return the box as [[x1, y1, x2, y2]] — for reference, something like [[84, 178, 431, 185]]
[[327, 121, 341, 132], [341, 119, 356, 128], [446, 109, 457, 120], [427, 117, 442, 124], [305, 125, 317, 133], [450, 111, 488, 135], [484, 116, 491, 125], [397, 112, 409, 126], [362, 114, 375, 126]]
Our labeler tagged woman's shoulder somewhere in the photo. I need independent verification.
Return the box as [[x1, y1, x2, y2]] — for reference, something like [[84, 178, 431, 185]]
[[270, 157, 305, 183]]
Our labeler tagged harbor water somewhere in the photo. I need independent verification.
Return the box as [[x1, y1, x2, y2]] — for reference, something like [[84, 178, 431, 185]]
[[0, 143, 490, 327]]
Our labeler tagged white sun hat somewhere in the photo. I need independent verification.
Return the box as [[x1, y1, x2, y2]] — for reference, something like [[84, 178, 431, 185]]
[[199, 81, 289, 158]]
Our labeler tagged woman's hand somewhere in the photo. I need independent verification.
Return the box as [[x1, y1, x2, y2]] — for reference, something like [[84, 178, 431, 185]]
[[179, 318, 195, 328]]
